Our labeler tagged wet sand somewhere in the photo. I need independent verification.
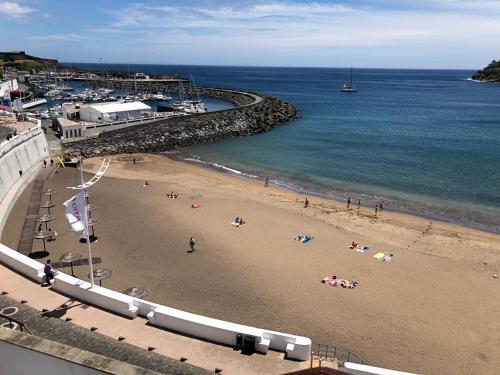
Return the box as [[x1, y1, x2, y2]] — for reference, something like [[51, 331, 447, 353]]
[[4, 153, 500, 375]]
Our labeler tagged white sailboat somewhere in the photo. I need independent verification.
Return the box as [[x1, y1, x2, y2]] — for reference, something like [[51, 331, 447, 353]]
[[341, 67, 357, 93]]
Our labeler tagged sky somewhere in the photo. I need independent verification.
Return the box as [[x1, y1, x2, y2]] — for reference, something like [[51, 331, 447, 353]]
[[0, 0, 499, 69]]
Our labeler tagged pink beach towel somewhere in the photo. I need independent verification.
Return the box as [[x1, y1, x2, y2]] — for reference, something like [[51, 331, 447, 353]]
[[191, 204, 201, 208]]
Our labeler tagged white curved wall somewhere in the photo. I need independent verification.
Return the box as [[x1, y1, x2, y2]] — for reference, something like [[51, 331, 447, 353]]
[[0, 122, 49, 236]]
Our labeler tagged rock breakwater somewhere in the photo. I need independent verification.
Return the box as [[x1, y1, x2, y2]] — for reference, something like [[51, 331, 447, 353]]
[[64, 88, 297, 158]]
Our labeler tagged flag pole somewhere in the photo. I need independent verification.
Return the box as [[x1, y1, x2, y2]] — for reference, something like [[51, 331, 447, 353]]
[[80, 157, 95, 288]]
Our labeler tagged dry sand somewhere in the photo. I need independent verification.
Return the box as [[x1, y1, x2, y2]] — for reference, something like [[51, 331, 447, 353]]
[[4, 153, 500, 375]]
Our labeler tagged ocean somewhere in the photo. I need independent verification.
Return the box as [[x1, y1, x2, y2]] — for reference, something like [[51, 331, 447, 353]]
[[70, 64, 500, 233]]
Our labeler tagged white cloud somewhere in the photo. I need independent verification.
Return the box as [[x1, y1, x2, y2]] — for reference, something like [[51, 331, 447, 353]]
[[21, 1, 500, 68], [31, 34, 93, 41], [0, 1, 34, 18]]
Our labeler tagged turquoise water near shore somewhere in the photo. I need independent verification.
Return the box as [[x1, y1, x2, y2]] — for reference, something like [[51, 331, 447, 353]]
[[72, 64, 500, 233]]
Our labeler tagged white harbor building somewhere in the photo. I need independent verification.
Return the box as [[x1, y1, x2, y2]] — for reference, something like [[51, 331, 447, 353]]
[[78, 102, 151, 123], [58, 101, 153, 143]]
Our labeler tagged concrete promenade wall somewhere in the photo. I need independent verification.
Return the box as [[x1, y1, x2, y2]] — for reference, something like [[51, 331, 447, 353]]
[[0, 242, 312, 360], [0, 120, 49, 237]]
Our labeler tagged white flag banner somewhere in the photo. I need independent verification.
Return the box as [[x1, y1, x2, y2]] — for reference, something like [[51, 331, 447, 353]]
[[63, 191, 87, 234]]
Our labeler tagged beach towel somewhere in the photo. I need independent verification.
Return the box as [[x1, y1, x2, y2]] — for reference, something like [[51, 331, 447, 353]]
[[191, 204, 201, 208], [356, 246, 369, 253], [373, 252, 386, 259], [294, 235, 314, 243]]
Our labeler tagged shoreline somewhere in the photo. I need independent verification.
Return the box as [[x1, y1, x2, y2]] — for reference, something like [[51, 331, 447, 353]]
[[85, 152, 500, 244], [168, 149, 500, 236]]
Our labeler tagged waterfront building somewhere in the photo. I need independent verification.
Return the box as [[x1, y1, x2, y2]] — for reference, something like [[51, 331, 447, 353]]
[[78, 102, 151, 123]]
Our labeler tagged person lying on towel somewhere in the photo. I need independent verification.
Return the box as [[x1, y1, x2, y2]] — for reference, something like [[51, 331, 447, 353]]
[[382, 254, 394, 263]]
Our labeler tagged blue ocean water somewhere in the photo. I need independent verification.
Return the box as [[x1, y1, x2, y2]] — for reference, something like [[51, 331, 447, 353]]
[[71, 64, 500, 233]]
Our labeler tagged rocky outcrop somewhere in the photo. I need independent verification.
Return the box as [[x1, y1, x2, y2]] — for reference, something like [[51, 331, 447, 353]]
[[64, 89, 297, 158], [472, 60, 500, 82]]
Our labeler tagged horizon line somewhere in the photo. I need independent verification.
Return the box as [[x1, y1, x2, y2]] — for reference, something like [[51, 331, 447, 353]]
[[60, 61, 479, 71]]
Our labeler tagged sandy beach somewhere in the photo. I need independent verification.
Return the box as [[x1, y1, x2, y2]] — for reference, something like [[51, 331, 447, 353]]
[[3, 153, 500, 375]]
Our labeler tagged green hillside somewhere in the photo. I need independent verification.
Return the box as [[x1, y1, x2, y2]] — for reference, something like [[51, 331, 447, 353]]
[[472, 60, 500, 82], [0, 51, 58, 70]]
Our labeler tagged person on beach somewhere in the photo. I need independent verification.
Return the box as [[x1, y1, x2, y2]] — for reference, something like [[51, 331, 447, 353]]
[[304, 197, 309, 208], [380, 201, 384, 211], [133, 157, 136, 165], [189, 237, 196, 252], [239, 217, 244, 225], [382, 254, 394, 263], [375, 204, 378, 215], [357, 199, 361, 209], [42, 259, 56, 286], [347, 196, 351, 208], [235, 217, 240, 224], [50, 158, 54, 167], [43, 159, 47, 168], [143, 180, 150, 187], [38, 223, 42, 232], [264, 178, 269, 187]]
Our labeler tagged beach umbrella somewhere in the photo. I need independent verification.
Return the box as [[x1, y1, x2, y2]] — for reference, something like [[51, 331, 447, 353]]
[[86, 203, 97, 219], [37, 214, 54, 230], [40, 200, 56, 215], [88, 268, 112, 286], [59, 251, 82, 276], [87, 217, 98, 241], [33, 229, 50, 252], [84, 191, 92, 204], [123, 287, 148, 299], [44, 188, 57, 203]]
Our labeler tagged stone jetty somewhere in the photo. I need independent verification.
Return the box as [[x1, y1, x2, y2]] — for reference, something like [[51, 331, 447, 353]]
[[64, 88, 297, 158]]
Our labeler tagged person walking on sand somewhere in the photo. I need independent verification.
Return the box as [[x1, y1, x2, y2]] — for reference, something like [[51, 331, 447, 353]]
[[43, 159, 47, 168], [264, 178, 269, 187], [375, 204, 378, 215], [133, 157, 136, 165], [357, 199, 361, 209], [380, 201, 384, 211], [189, 237, 196, 252], [50, 158, 54, 167], [304, 197, 309, 208], [347, 196, 351, 208]]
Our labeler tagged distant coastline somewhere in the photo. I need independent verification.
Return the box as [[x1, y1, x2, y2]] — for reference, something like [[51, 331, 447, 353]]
[[471, 60, 500, 82]]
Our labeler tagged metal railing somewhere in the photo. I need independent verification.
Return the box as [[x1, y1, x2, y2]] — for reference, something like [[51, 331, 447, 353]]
[[312, 343, 365, 366], [0, 312, 33, 335]]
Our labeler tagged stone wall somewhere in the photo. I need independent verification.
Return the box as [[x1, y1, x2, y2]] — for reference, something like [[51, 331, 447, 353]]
[[64, 89, 296, 158]]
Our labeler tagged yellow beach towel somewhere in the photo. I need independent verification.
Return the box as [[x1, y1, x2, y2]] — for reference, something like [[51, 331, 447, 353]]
[[373, 252, 385, 259]]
